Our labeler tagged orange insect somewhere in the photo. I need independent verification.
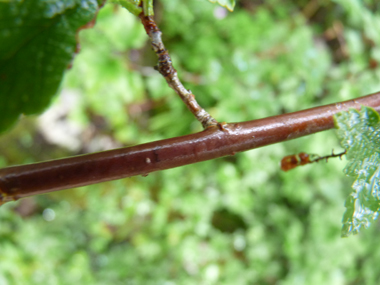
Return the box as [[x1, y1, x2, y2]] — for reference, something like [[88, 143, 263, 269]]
[[281, 152, 313, 171], [280, 150, 346, 172]]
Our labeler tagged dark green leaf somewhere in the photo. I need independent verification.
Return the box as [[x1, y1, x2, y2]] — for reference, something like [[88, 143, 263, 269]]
[[334, 107, 380, 237], [0, 0, 103, 132], [211, 208, 247, 233]]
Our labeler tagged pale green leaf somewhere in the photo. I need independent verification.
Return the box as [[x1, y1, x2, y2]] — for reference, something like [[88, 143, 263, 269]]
[[110, 0, 142, 16], [334, 107, 380, 237], [208, 0, 235, 12]]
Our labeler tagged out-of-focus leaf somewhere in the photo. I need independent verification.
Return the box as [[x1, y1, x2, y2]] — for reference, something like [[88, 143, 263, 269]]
[[110, 0, 142, 16], [0, 0, 104, 132], [208, 0, 235, 12], [334, 107, 380, 237], [211, 208, 247, 233]]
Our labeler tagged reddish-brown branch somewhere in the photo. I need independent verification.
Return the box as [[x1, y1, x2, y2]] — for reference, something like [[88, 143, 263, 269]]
[[0, 92, 380, 204]]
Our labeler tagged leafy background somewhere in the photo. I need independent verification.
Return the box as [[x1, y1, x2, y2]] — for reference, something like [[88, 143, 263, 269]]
[[1, 0, 380, 283]]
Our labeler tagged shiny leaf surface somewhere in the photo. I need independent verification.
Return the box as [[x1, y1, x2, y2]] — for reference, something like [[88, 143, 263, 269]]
[[334, 107, 380, 237], [0, 0, 103, 132]]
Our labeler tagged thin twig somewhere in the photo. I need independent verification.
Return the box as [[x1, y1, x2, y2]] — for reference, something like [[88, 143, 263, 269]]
[[139, 14, 218, 128], [311, 149, 347, 163]]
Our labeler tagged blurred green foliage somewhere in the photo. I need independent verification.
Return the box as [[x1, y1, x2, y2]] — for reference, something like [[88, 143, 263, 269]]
[[335, 107, 380, 237], [1, 0, 380, 283]]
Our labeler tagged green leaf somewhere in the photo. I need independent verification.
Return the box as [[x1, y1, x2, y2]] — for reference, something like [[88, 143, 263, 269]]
[[208, 0, 235, 12], [110, 0, 142, 16], [334, 107, 380, 237], [143, 0, 154, 16], [0, 0, 104, 133]]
